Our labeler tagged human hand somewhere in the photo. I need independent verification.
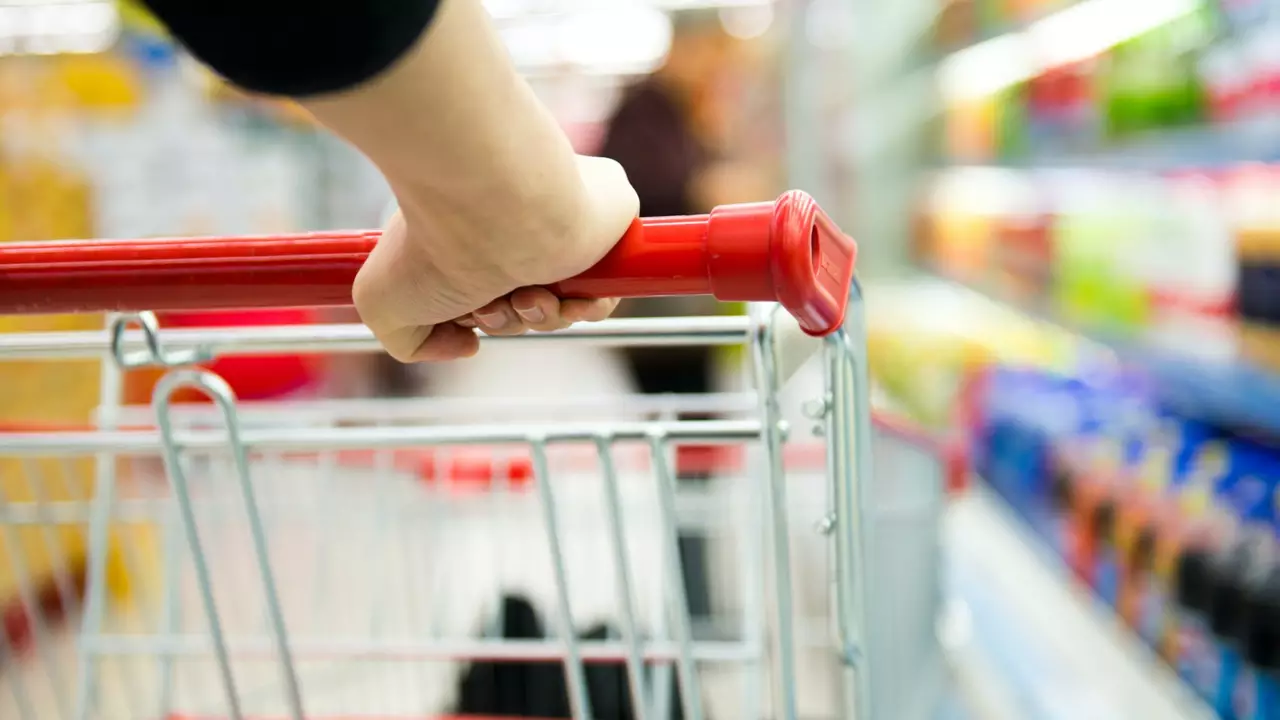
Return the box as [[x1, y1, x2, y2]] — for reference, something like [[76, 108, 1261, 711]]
[[352, 155, 639, 362]]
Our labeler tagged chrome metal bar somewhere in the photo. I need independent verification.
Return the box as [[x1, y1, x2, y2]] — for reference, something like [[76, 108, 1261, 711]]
[[153, 370, 306, 720], [154, 377, 245, 720], [771, 312, 824, 388], [595, 435, 650, 720], [829, 279, 875, 720], [649, 433, 706, 720], [530, 439, 593, 720], [75, 311, 124, 720], [0, 486, 765, 527], [0, 419, 762, 455], [0, 316, 753, 361], [740, 427, 767, 720], [752, 307, 799, 720], [107, 391, 760, 427], [157, 486, 183, 718], [80, 636, 760, 662]]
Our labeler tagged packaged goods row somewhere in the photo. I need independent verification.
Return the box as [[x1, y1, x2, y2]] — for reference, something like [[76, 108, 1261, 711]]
[[916, 165, 1249, 335], [967, 361, 1280, 718], [938, 0, 1280, 164]]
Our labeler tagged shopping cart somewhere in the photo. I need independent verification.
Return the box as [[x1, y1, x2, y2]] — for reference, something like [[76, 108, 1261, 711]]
[[0, 191, 955, 720]]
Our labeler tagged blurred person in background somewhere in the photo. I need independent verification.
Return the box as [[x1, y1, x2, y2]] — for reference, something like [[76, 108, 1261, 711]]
[[599, 10, 769, 394], [597, 8, 774, 620]]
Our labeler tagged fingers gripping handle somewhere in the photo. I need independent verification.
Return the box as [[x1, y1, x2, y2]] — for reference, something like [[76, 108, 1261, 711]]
[[0, 191, 856, 336], [551, 191, 857, 336]]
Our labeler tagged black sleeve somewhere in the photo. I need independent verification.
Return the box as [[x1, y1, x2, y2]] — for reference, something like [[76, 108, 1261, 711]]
[[139, 1, 443, 98]]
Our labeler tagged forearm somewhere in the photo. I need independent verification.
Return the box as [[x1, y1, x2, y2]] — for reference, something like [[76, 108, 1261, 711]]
[[301, 0, 582, 221], [142, 0, 586, 244]]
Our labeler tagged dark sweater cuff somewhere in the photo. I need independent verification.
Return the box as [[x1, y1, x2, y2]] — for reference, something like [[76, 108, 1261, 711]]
[[140, 1, 442, 97]]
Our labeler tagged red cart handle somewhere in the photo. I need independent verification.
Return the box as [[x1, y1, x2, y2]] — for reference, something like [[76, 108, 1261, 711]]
[[0, 190, 857, 336]]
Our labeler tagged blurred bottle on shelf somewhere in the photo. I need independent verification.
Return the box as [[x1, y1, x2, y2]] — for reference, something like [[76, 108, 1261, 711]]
[[1237, 564, 1280, 718], [1054, 171, 1153, 332], [958, 358, 1280, 711], [920, 161, 1244, 357], [1027, 59, 1101, 154], [1103, 9, 1213, 142], [1235, 165, 1280, 327]]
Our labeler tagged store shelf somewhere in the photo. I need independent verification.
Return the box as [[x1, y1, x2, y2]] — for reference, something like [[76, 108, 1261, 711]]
[[921, 268, 1280, 438], [942, 489, 1216, 720], [936, 0, 1201, 104], [983, 118, 1280, 171]]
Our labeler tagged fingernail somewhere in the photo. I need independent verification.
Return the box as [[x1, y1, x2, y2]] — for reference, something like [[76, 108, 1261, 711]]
[[456, 317, 477, 328], [476, 309, 507, 329], [515, 304, 545, 323]]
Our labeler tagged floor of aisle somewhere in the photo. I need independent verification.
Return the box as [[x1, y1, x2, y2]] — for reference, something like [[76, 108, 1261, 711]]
[[942, 491, 1216, 720]]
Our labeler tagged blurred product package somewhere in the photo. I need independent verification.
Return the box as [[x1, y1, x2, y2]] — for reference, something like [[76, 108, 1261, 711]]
[[919, 164, 1244, 353], [962, 358, 1280, 717], [939, 0, 1219, 162]]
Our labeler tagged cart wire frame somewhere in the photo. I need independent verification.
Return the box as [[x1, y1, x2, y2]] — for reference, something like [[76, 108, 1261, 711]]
[[0, 295, 950, 720], [0, 194, 949, 720]]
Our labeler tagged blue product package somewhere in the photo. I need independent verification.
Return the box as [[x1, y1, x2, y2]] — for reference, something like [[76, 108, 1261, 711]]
[[1133, 412, 1188, 648], [1039, 380, 1099, 553], [1203, 542, 1253, 714], [1089, 390, 1161, 609], [1176, 547, 1220, 700], [973, 368, 1038, 509], [1234, 562, 1280, 720], [1094, 502, 1122, 608], [976, 368, 1082, 523], [1208, 441, 1279, 718], [1171, 434, 1243, 703], [1100, 436, 1155, 613], [1044, 409, 1096, 557], [1209, 482, 1280, 720], [1233, 466, 1280, 720], [1219, 644, 1245, 720], [1232, 664, 1277, 720], [1259, 674, 1280, 720], [1047, 369, 1156, 572], [1218, 440, 1278, 530]]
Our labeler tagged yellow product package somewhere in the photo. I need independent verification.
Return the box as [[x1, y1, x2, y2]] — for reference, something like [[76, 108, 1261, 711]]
[[0, 313, 102, 607], [0, 316, 162, 613]]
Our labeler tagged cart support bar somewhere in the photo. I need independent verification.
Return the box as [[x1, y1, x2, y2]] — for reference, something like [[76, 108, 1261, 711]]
[[0, 191, 855, 336]]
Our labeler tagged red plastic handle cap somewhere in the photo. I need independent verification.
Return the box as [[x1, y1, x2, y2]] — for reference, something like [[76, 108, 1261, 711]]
[[706, 190, 857, 336]]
